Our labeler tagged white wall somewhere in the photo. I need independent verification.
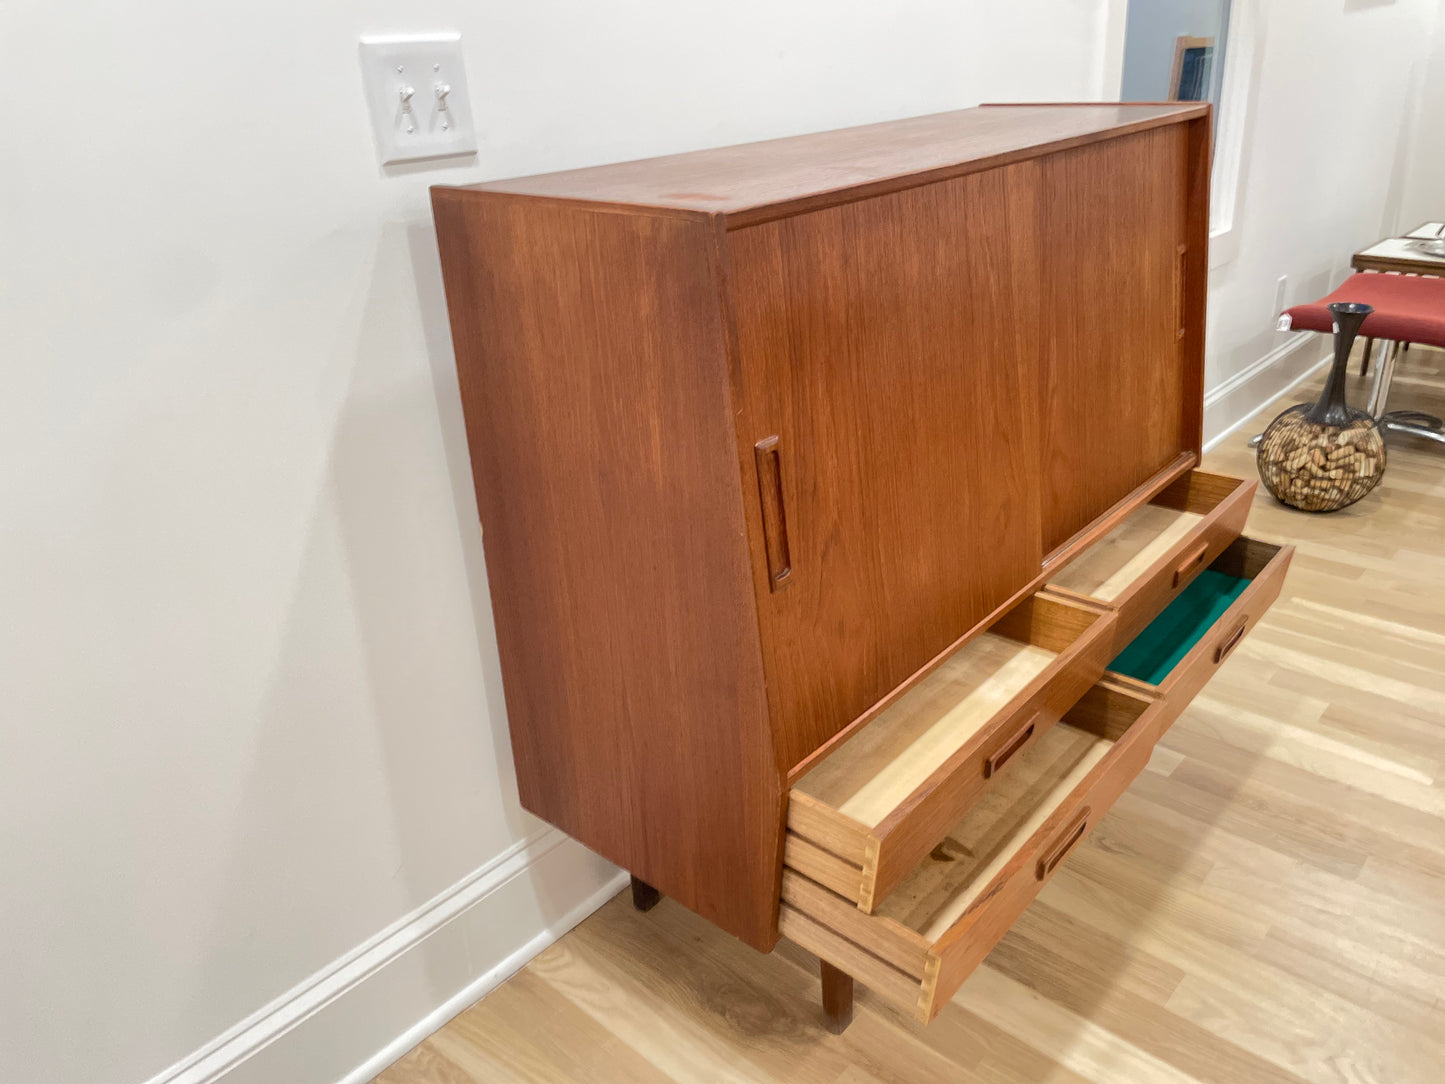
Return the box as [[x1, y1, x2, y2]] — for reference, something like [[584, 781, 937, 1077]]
[[1402, 1, 1445, 227], [0, 4, 1118, 1084], [1200, 0, 1444, 442]]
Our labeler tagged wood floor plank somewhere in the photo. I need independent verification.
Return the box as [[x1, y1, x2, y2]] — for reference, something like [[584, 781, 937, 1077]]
[[953, 966, 1205, 1084], [373, 354, 1445, 1084], [428, 967, 676, 1084], [372, 1041, 478, 1084], [978, 941, 1311, 1084]]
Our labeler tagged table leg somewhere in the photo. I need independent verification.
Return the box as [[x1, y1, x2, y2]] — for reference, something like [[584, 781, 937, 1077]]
[[630, 875, 661, 912], [820, 959, 854, 1034]]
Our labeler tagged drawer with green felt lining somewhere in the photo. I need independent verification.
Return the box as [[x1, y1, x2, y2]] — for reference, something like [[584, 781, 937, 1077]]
[[1103, 535, 1293, 730]]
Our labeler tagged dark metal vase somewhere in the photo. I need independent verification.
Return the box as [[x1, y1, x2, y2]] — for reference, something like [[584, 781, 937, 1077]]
[[1257, 302, 1386, 512]]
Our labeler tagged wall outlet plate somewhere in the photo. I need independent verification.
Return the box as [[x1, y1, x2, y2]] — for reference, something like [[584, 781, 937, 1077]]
[[1273, 275, 1289, 318], [359, 34, 477, 165]]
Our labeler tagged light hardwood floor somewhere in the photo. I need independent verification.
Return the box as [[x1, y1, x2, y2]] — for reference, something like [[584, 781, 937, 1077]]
[[377, 349, 1445, 1084]]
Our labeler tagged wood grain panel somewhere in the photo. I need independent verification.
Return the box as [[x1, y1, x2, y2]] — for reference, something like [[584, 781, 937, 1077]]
[[431, 190, 781, 950], [782, 871, 932, 979], [1037, 125, 1191, 552], [726, 162, 1046, 771], [454, 104, 1207, 225], [782, 834, 866, 900], [1180, 115, 1212, 454]]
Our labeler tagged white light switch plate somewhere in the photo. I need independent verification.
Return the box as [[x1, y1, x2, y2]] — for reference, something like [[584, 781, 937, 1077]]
[[359, 34, 476, 165]]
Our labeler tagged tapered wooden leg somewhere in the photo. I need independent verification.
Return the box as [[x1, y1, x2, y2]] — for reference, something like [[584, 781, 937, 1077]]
[[820, 960, 854, 1034], [1360, 337, 1374, 377], [630, 875, 661, 912]]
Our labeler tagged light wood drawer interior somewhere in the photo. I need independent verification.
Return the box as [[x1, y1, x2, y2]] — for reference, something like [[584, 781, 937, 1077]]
[[1103, 534, 1293, 715], [1047, 470, 1255, 650], [781, 681, 1165, 1023], [786, 593, 1115, 912]]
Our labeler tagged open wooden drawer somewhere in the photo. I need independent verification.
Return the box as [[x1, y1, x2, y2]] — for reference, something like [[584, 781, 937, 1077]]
[[781, 680, 1167, 1023], [780, 535, 1292, 1025], [785, 593, 1117, 912], [1102, 535, 1293, 709], [1046, 470, 1256, 652]]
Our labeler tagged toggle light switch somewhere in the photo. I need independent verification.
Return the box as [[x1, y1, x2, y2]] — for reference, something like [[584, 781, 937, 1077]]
[[359, 34, 477, 165]]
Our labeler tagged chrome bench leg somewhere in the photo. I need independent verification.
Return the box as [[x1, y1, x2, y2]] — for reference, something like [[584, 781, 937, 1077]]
[[1383, 410, 1444, 431], [1366, 340, 1401, 419], [1383, 417, 1445, 444]]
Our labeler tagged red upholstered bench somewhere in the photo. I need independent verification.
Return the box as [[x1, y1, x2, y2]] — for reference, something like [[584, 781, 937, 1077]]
[[1281, 272, 1445, 348], [1278, 272, 1445, 444]]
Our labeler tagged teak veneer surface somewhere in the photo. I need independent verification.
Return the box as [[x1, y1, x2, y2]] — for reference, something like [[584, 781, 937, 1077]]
[[431, 193, 780, 949], [726, 160, 1046, 769], [456, 103, 1204, 224], [432, 103, 1213, 952], [1037, 123, 1195, 551]]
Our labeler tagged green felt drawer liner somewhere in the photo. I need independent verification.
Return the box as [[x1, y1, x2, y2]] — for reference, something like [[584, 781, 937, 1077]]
[[1108, 569, 1250, 686]]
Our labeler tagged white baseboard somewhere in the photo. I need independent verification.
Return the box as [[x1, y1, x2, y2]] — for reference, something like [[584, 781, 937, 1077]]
[[142, 829, 625, 1084], [1202, 333, 1333, 451]]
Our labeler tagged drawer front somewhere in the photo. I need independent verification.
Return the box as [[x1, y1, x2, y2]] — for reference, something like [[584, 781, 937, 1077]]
[[781, 685, 1168, 1024], [1108, 477, 1255, 650], [1047, 470, 1256, 652], [921, 696, 1163, 1017], [861, 621, 1114, 910], [785, 594, 1117, 913]]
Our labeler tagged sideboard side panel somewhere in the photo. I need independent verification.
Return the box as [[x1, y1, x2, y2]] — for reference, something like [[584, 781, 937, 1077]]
[[432, 192, 781, 949], [1181, 113, 1213, 456]]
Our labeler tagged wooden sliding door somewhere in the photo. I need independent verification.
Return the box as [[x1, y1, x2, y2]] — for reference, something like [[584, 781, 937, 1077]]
[[726, 163, 1045, 770], [1037, 125, 1191, 554]]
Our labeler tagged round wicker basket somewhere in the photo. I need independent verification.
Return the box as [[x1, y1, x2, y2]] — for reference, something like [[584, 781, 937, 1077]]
[[1256, 301, 1385, 513], [1257, 406, 1384, 512]]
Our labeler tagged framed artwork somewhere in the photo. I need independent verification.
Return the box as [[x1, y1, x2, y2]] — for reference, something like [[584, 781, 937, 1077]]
[[1169, 35, 1215, 101]]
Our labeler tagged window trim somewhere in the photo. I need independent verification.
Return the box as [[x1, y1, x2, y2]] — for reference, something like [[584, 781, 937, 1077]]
[[1208, 0, 1259, 268]]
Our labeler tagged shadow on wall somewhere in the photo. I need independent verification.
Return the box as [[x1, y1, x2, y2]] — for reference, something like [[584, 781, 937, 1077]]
[[401, 213, 610, 967], [1380, 57, 1426, 238], [189, 218, 581, 1051]]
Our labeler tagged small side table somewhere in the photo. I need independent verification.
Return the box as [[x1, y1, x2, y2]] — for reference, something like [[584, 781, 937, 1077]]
[[1351, 222, 1445, 376]]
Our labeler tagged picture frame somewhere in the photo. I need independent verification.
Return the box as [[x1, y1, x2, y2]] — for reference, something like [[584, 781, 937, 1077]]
[[1169, 35, 1215, 101]]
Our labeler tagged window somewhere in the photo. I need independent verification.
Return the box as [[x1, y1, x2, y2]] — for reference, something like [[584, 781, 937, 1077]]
[[1121, 0, 1233, 114], [1116, 0, 1257, 266]]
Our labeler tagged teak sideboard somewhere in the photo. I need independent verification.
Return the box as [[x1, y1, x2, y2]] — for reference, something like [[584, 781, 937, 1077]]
[[432, 103, 1292, 1030]]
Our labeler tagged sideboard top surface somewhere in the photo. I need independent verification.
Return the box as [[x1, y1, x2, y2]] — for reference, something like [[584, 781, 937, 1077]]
[[440, 103, 1206, 226]]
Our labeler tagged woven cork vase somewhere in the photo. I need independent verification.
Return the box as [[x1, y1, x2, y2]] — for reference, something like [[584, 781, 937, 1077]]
[[1257, 302, 1385, 512]]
